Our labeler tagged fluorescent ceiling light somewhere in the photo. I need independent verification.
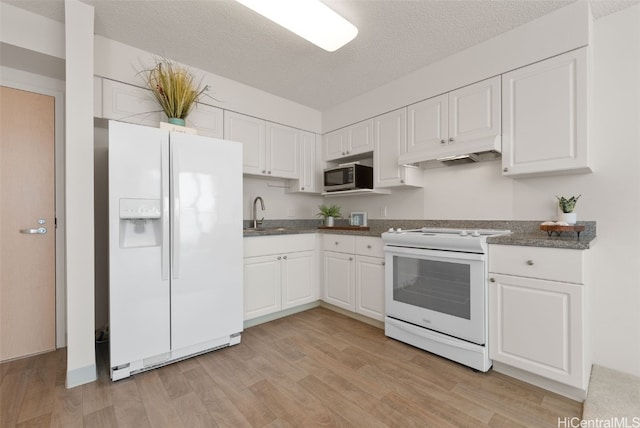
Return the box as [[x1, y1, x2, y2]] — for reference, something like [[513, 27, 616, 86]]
[[235, 0, 358, 52]]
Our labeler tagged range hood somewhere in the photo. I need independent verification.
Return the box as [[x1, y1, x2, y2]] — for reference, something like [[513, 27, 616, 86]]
[[398, 135, 501, 167]]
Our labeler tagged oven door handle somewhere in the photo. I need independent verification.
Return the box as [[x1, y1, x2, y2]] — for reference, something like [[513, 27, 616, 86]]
[[383, 245, 485, 261]]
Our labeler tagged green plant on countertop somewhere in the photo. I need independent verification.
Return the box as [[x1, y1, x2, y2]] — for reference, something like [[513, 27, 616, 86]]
[[316, 204, 342, 219], [556, 195, 581, 213]]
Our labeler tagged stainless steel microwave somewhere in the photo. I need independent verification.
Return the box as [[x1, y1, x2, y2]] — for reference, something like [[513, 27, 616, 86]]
[[323, 164, 373, 192]]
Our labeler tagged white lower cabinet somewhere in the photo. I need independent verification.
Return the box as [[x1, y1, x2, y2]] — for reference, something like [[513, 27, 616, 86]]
[[323, 234, 385, 321], [355, 255, 385, 320], [488, 244, 590, 396], [244, 235, 317, 321]]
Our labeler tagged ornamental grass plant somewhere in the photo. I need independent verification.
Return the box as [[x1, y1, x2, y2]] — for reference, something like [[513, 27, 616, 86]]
[[140, 58, 208, 121]]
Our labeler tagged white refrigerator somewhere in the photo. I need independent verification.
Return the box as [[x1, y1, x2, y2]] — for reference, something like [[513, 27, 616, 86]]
[[108, 120, 243, 381]]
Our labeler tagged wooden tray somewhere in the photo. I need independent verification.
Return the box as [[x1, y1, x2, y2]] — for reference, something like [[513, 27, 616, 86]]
[[318, 226, 370, 231], [540, 224, 585, 237]]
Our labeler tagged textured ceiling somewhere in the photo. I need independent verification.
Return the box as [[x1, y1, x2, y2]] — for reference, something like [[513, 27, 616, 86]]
[[3, 0, 638, 110]]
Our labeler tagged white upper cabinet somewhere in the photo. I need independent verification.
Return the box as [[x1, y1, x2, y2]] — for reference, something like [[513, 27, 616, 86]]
[[185, 103, 223, 139], [224, 111, 266, 175], [501, 48, 590, 177], [287, 131, 322, 194], [374, 108, 422, 188], [406, 94, 448, 154], [102, 79, 162, 127], [101, 79, 223, 138], [401, 77, 501, 164], [266, 122, 299, 179], [323, 119, 374, 161], [224, 111, 299, 179]]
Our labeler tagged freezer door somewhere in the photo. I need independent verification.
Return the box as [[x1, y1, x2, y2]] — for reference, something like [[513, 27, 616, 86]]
[[108, 121, 171, 369], [169, 133, 243, 349]]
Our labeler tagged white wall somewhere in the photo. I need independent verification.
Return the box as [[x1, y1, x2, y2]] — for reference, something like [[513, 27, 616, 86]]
[[64, 0, 97, 388], [243, 176, 323, 221]]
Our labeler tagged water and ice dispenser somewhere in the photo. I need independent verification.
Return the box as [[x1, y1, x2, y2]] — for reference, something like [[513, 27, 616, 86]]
[[119, 198, 162, 248]]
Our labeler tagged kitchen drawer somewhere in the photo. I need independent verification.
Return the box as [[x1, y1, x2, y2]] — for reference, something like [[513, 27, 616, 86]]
[[489, 245, 583, 284], [355, 236, 384, 258], [244, 234, 316, 258], [323, 234, 355, 254]]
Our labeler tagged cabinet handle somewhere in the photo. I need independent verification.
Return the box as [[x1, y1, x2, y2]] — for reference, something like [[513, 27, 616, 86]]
[[283, 255, 287, 260], [400, 179, 405, 184], [335, 241, 339, 245], [301, 187, 304, 191], [349, 257, 353, 261], [526, 260, 534, 266], [277, 256, 282, 260], [503, 167, 509, 173], [440, 139, 446, 144], [367, 244, 371, 249], [448, 137, 454, 142], [342, 152, 346, 155], [382, 261, 385, 266], [268, 171, 272, 174], [489, 277, 495, 282], [262, 170, 266, 173], [346, 150, 350, 154]]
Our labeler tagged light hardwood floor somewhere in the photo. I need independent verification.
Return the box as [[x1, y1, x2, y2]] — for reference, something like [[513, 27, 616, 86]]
[[1, 307, 581, 427]]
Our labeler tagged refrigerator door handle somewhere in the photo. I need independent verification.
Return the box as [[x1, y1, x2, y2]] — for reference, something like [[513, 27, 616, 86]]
[[170, 140, 181, 279], [161, 137, 170, 281]]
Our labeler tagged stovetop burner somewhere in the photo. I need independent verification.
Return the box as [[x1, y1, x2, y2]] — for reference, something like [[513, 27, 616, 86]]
[[382, 227, 511, 253]]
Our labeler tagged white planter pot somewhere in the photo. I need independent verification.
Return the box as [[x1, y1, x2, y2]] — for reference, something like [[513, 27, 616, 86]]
[[558, 212, 577, 225]]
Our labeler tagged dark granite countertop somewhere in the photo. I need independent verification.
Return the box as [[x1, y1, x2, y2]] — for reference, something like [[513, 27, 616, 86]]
[[243, 219, 596, 250]]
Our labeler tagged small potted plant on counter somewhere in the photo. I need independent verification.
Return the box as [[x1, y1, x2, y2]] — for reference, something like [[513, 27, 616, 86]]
[[556, 194, 581, 224], [317, 204, 342, 227]]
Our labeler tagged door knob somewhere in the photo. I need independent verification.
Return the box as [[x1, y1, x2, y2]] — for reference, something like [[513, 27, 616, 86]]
[[20, 227, 47, 234]]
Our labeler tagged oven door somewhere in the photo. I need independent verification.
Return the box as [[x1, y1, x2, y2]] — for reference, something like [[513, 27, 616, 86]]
[[385, 245, 487, 345]]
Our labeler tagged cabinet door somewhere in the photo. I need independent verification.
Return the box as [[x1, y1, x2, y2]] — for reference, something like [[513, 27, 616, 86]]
[[186, 103, 223, 139], [282, 251, 317, 309], [243, 255, 281, 320], [502, 49, 588, 176], [102, 79, 162, 127], [374, 108, 407, 188], [489, 273, 584, 388], [323, 251, 355, 311], [224, 111, 266, 175], [448, 76, 501, 145], [288, 131, 319, 193], [355, 256, 385, 321], [266, 122, 299, 179], [407, 94, 448, 153], [324, 128, 347, 161], [348, 119, 374, 156]]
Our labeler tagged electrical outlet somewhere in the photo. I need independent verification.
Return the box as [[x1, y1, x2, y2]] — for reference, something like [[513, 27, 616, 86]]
[[287, 207, 296, 218], [380, 206, 387, 217]]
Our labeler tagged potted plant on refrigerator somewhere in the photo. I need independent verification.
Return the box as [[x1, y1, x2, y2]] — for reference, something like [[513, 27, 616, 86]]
[[140, 57, 209, 127], [317, 204, 342, 227], [556, 194, 580, 224]]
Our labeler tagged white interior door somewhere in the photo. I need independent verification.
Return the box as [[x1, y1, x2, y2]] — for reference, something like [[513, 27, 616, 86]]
[[0, 86, 56, 361]]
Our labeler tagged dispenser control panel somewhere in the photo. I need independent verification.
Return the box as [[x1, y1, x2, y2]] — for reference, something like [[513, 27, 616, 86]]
[[119, 198, 161, 219]]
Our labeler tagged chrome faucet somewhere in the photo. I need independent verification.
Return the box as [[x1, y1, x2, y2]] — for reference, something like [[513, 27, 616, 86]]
[[252, 196, 265, 228]]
